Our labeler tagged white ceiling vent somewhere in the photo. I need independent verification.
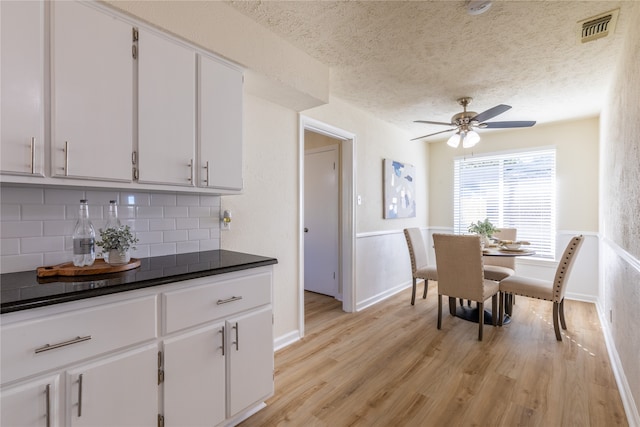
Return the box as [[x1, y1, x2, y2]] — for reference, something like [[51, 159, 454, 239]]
[[578, 9, 619, 43]]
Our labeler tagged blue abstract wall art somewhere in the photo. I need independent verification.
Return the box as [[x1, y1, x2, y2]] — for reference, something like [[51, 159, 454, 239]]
[[384, 158, 416, 219]]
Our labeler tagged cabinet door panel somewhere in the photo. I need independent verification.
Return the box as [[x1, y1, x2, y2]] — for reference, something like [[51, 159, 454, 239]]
[[66, 344, 157, 427], [0, 0, 45, 176], [1, 374, 60, 427], [138, 29, 195, 186], [163, 323, 225, 426], [227, 306, 274, 417], [51, 1, 132, 181], [199, 55, 243, 190]]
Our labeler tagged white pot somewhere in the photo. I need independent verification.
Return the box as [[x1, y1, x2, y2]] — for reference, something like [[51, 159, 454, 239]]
[[106, 249, 130, 266]]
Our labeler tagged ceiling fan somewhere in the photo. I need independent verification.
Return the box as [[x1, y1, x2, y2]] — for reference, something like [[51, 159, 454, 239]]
[[411, 97, 536, 148]]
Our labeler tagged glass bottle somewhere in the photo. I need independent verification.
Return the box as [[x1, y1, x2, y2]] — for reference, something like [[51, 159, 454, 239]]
[[72, 199, 96, 267], [105, 200, 121, 230]]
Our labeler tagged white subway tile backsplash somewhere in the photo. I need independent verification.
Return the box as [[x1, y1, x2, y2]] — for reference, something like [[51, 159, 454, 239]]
[[163, 230, 188, 243], [149, 219, 176, 231], [22, 205, 66, 221], [150, 193, 177, 206], [1, 221, 43, 238], [1, 239, 20, 255], [1, 185, 221, 274], [176, 218, 199, 229], [1, 204, 21, 220], [1, 186, 44, 204], [177, 194, 199, 206], [164, 206, 189, 218], [22, 236, 65, 253], [137, 206, 164, 218]]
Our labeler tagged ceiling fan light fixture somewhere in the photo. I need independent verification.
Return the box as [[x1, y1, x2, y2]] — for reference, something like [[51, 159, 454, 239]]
[[463, 130, 480, 148], [447, 132, 461, 148]]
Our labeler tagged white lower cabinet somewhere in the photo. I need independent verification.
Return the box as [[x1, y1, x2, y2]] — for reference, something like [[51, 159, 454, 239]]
[[1, 267, 274, 427], [1, 374, 60, 427], [66, 344, 158, 427], [163, 323, 226, 427]]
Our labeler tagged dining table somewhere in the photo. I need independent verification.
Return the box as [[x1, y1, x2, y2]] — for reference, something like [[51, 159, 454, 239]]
[[452, 246, 536, 325]]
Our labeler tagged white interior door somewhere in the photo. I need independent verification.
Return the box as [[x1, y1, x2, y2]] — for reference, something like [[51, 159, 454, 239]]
[[304, 146, 339, 297]]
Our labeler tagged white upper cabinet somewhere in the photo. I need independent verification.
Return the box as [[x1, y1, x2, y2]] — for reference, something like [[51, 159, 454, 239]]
[[137, 29, 196, 186], [50, 1, 133, 182], [1, 0, 45, 177], [198, 55, 243, 191]]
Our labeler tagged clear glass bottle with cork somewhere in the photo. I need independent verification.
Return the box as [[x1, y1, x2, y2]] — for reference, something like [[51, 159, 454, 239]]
[[72, 199, 96, 267]]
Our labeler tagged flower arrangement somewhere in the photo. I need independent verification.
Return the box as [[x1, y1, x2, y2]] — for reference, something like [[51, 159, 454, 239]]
[[96, 225, 139, 255], [467, 218, 500, 238]]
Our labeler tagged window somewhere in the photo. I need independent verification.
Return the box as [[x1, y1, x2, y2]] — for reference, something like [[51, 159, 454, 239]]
[[453, 148, 556, 259]]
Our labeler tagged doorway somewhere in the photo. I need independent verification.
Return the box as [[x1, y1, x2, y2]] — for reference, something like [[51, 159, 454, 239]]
[[299, 116, 356, 338]]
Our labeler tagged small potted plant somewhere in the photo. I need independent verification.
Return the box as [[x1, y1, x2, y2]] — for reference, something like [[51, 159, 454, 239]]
[[467, 218, 500, 245], [96, 225, 139, 265]]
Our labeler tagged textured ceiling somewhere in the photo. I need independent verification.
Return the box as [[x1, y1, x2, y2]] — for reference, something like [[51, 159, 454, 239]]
[[227, 0, 634, 140]]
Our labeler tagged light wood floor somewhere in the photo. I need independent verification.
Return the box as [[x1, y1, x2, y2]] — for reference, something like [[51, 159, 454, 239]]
[[240, 283, 627, 426]]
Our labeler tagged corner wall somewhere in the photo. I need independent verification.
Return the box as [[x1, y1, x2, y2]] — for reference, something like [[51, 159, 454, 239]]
[[599, 3, 640, 424]]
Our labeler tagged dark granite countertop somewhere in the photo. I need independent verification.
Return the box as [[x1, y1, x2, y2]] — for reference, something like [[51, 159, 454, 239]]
[[0, 250, 278, 314]]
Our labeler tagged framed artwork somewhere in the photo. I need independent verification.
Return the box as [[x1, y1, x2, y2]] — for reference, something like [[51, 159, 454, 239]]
[[383, 159, 416, 219]]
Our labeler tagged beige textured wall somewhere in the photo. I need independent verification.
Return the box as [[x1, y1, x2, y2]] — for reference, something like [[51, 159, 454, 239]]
[[303, 97, 429, 233], [428, 117, 600, 232], [600, 2, 640, 419]]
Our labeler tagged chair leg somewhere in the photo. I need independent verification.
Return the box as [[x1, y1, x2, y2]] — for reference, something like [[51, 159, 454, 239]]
[[449, 297, 456, 316], [498, 292, 504, 326], [491, 294, 498, 326], [411, 278, 417, 305], [559, 298, 567, 330], [507, 293, 513, 316], [553, 302, 562, 341], [423, 280, 428, 299], [478, 301, 484, 341], [438, 294, 443, 330]]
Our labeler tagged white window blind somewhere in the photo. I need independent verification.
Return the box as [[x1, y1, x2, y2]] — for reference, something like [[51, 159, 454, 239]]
[[454, 148, 556, 259]]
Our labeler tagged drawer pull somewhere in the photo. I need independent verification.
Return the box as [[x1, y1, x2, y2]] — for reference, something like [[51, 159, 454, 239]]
[[216, 296, 243, 305], [35, 335, 92, 354]]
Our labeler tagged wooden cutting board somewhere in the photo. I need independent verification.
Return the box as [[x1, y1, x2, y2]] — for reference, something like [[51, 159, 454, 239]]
[[37, 258, 141, 277]]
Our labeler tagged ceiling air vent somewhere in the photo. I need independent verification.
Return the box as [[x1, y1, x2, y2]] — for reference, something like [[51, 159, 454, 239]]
[[578, 9, 619, 43]]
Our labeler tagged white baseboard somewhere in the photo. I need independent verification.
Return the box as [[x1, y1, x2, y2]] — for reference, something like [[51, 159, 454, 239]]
[[356, 281, 411, 311], [274, 330, 300, 351]]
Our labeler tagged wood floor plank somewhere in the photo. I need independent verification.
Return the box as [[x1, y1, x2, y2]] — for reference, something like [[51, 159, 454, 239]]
[[239, 285, 628, 426]]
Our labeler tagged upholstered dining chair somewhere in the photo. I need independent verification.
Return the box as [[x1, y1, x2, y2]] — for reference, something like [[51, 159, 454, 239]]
[[433, 233, 500, 341], [498, 235, 584, 341], [483, 227, 518, 281], [403, 228, 438, 305]]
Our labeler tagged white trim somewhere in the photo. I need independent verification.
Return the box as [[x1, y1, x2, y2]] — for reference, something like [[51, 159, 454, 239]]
[[357, 229, 403, 238], [274, 330, 301, 352], [299, 116, 357, 340], [356, 281, 412, 312], [603, 236, 640, 272]]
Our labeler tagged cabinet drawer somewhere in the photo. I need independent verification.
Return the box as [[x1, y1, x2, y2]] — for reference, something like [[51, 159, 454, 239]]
[[1, 296, 157, 384], [163, 272, 271, 334]]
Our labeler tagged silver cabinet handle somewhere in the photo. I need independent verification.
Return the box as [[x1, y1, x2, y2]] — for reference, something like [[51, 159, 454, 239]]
[[30, 137, 36, 174], [232, 322, 239, 351], [63, 141, 69, 176], [220, 326, 225, 356], [187, 158, 194, 183], [203, 160, 209, 186], [216, 296, 242, 305], [45, 384, 51, 427], [35, 335, 92, 354], [77, 373, 83, 417]]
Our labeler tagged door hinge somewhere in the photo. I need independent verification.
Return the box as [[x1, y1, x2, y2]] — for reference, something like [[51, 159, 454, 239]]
[[158, 414, 165, 427], [132, 45, 138, 59], [133, 167, 139, 181], [132, 28, 139, 42], [157, 351, 164, 385]]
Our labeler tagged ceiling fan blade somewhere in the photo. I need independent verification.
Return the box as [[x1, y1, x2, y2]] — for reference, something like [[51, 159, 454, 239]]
[[410, 128, 457, 141], [414, 120, 453, 126], [482, 120, 536, 128], [472, 104, 511, 123]]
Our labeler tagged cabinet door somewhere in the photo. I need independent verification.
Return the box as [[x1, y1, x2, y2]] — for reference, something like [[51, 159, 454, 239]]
[[198, 55, 243, 190], [163, 323, 225, 427], [227, 306, 274, 417], [1, 374, 60, 427], [51, 1, 132, 182], [138, 29, 195, 186], [66, 344, 157, 427], [0, 0, 45, 177]]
